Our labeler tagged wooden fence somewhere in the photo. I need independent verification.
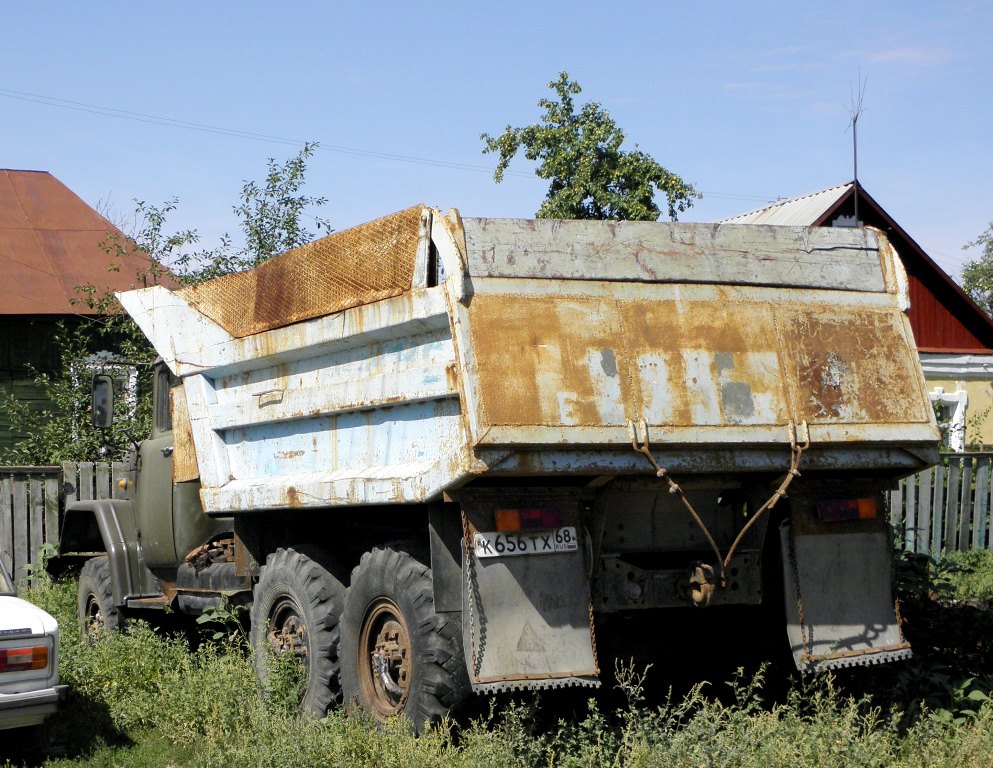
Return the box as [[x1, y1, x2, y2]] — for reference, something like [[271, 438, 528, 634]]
[[890, 453, 993, 556], [0, 462, 121, 582]]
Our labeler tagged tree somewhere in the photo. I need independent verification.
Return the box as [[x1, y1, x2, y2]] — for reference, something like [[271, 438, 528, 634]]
[[481, 72, 698, 221], [962, 221, 993, 317], [0, 143, 330, 465], [170, 142, 330, 283]]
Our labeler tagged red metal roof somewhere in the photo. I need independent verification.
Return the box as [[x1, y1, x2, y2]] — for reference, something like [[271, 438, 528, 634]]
[[0, 169, 175, 315]]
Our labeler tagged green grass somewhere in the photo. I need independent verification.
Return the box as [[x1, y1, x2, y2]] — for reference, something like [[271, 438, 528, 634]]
[[938, 549, 993, 601], [8, 562, 993, 768]]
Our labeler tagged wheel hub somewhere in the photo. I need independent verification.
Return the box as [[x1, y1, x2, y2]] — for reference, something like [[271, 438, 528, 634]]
[[84, 596, 104, 638], [268, 599, 309, 657], [359, 601, 411, 716]]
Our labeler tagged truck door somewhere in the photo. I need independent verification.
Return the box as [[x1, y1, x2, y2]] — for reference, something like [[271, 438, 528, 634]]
[[135, 364, 177, 566]]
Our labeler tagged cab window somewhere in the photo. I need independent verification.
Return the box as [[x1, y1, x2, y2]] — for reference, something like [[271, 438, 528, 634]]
[[155, 366, 174, 433]]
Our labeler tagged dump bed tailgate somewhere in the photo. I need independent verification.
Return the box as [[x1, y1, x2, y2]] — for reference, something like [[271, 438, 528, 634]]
[[457, 218, 935, 466]]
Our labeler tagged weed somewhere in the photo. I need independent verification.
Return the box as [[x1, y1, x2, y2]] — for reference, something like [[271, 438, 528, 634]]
[[16, 571, 993, 767], [194, 596, 248, 645], [20, 542, 59, 587], [940, 549, 993, 601]]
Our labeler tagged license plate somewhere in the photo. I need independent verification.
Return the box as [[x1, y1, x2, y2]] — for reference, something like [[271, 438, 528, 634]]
[[473, 527, 578, 558]]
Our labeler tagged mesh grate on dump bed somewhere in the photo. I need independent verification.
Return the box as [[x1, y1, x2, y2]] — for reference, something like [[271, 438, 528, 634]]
[[176, 205, 425, 338]]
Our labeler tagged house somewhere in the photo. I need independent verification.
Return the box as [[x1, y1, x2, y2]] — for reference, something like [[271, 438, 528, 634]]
[[0, 169, 172, 452], [723, 181, 993, 451]]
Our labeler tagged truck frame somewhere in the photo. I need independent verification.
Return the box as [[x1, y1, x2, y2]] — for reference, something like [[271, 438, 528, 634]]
[[60, 206, 939, 728]]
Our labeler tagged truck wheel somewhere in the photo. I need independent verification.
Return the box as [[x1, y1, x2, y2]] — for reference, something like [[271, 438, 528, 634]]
[[250, 548, 345, 718], [340, 547, 469, 731], [78, 556, 123, 640]]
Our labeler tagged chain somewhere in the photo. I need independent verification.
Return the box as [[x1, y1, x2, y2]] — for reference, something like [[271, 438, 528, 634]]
[[787, 522, 809, 661], [587, 602, 600, 675], [461, 510, 484, 679], [893, 596, 906, 643]]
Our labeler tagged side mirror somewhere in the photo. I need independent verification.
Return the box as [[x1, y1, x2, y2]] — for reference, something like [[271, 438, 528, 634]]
[[91, 374, 115, 429]]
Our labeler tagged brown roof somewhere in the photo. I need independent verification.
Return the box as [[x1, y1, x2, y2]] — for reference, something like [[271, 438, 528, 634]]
[[0, 169, 175, 315]]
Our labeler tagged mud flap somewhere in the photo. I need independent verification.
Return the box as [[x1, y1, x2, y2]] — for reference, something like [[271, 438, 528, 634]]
[[462, 545, 600, 693], [780, 522, 911, 671]]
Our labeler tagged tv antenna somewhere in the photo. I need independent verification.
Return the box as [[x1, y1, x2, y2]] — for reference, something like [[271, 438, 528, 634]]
[[847, 73, 867, 226]]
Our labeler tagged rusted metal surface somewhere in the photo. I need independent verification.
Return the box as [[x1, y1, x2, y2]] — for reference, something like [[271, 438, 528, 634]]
[[0, 170, 176, 314], [170, 384, 199, 483], [176, 205, 425, 338], [464, 285, 934, 451], [116, 208, 939, 515]]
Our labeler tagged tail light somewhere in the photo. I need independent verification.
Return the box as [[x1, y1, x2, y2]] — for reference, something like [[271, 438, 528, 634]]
[[494, 508, 563, 532], [816, 497, 878, 522], [0, 645, 49, 673]]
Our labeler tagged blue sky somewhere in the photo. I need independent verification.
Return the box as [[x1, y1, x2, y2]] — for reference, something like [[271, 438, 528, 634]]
[[3, 1, 990, 278]]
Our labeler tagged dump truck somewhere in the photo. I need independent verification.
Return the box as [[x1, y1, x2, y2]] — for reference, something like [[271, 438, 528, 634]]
[[61, 205, 939, 728]]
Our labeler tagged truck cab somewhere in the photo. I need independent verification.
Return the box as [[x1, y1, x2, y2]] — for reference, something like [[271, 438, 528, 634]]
[[62, 361, 239, 625]]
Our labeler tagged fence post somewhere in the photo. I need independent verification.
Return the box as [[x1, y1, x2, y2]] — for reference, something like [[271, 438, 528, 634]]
[[903, 476, 917, 550], [958, 458, 975, 552], [12, 479, 28, 576], [944, 458, 962, 555], [975, 456, 992, 550], [95, 463, 111, 500], [932, 462, 946, 554], [28, 476, 44, 567], [44, 474, 60, 555], [62, 462, 78, 502], [889, 486, 903, 536], [916, 468, 931, 555], [79, 462, 94, 501], [0, 474, 11, 573]]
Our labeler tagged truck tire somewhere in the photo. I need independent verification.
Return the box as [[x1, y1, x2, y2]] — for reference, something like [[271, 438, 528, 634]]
[[340, 547, 469, 731], [250, 548, 346, 718], [78, 556, 123, 639]]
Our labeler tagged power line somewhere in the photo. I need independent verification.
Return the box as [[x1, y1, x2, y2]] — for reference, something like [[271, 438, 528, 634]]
[[1, 86, 780, 204], [0, 87, 526, 177], [0, 88, 305, 146]]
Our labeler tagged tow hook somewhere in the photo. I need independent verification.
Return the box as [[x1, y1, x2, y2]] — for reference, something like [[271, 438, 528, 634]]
[[689, 562, 717, 607], [373, 653, 404, 699]]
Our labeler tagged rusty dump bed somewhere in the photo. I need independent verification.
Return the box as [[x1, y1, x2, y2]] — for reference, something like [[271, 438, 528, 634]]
[[118, 207, 939, 514]]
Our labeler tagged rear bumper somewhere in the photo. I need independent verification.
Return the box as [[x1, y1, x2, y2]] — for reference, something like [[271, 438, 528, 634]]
[[0, 684, 69, 730]]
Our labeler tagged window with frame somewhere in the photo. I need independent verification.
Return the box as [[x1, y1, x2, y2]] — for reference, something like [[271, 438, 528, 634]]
[[929, 386, 968, 452], [155, 365, 173, 433]]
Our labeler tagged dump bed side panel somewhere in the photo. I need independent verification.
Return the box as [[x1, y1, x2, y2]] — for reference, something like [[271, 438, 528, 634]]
[[120, 280, 478, 515]]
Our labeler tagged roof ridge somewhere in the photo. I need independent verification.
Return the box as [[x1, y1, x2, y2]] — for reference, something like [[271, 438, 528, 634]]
[[720, 182, 853, 224]]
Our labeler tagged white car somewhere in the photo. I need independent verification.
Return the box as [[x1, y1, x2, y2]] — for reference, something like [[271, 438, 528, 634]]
[[0, 558, 67, 730]]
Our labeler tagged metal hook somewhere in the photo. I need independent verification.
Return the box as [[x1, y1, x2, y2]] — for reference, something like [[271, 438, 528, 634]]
[[627, 418, 650, 451]]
